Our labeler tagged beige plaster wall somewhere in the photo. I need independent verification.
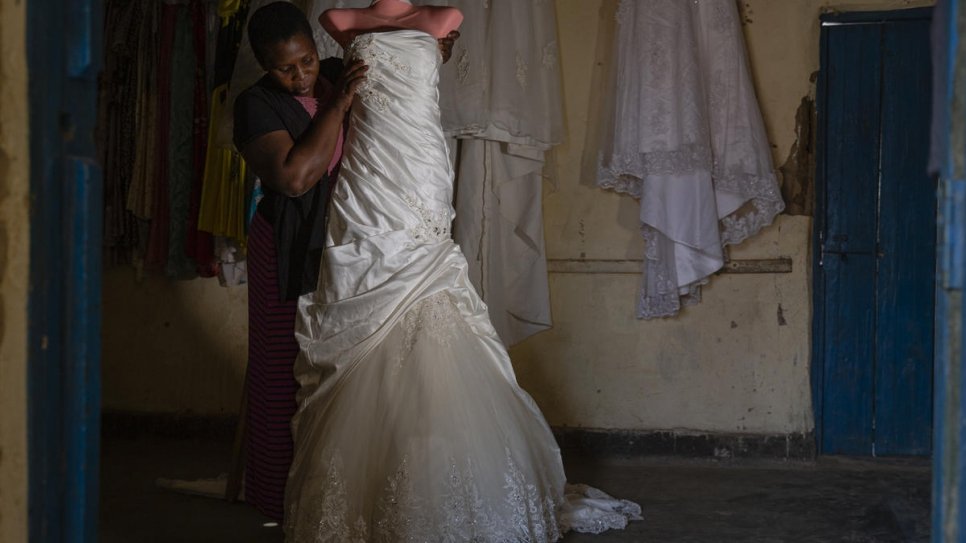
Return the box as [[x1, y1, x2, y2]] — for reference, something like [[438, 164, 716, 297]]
[[102, 267, 248, 414], [101, 0, 932, 437], [508, 0, 931, 435], [0, 0, 30, 540]]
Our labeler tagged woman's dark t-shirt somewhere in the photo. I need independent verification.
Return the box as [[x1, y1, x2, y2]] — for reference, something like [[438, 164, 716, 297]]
[[233, 58, 342, 301]]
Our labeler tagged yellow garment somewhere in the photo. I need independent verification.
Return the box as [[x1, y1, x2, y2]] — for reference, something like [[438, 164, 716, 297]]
[[127, 2, 161, 219], [218, 0, 244, 25], [198, 84, 248, 246]]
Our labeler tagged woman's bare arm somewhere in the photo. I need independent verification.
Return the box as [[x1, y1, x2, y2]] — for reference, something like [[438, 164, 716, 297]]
[[240, 60, 367, 197]]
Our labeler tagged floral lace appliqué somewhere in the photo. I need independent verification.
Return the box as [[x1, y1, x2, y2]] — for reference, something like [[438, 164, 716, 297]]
[[393, 291, 462, 372], [542, 41, 558, 70], [292, 445, 564, 543], [516, 53, 529, 89], [401, 192, 452, 243], [346, 33, 413, 113], [457, 48, 471, 84]]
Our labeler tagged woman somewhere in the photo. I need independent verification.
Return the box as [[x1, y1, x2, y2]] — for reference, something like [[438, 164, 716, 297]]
[[233, 2, 457, 521], [285, 1, 641, 540]]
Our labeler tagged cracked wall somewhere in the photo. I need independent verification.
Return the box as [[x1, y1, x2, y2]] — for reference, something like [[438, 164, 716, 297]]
[[508, 0, 931, 435]]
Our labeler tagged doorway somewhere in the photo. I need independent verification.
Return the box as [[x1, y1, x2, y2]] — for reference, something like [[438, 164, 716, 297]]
[[813, 8, 936, 457]]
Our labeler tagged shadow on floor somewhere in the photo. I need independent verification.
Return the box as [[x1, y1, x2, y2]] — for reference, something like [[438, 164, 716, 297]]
[[101, 436, 930, 542]]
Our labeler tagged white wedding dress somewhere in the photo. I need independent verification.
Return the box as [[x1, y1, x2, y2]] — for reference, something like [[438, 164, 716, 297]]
[[286, 30, 640, 542], [595, 0, 784, 319]]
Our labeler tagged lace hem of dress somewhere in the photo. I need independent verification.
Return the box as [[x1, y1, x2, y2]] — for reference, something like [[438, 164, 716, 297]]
[[637, 225, 706, 319], [715, 171, 785, 247], [599, 149, 784, 319], [285, 445, 565, 543], [393, 291, 460, 373], [598, 148, 784, 246]]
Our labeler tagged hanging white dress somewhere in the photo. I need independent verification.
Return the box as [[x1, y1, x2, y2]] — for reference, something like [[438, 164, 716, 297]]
[[596, 0, 784, 319], [287, 29, 640, 542], [436, 0, 563, 346]]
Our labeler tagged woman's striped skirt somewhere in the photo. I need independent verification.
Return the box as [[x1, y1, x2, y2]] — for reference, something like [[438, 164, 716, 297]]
[[245, 211, 299, 521]]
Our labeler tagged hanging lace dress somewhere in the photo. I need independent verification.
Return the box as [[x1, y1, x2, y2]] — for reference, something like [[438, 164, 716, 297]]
[[596, 0, 784, 319]]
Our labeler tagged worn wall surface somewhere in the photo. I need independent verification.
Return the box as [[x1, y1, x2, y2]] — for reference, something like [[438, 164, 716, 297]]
[[509, 0, 931, 435], [102, 268, 248, 414], [0, 0, 29, 540], [102, 0, 932, 437]]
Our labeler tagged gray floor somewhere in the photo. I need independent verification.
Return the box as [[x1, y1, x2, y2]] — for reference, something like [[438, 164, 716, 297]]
[[101, 436, 930, 542]]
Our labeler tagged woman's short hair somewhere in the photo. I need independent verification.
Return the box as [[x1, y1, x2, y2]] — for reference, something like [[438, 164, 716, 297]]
[[248, 2, 315, 67]]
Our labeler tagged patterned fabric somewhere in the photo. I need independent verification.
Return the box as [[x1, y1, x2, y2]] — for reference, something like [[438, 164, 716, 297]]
[[100, 0, 145, 264], [167, 6, 201, 279], [187, 0, 219, 277], [243, 90, 327, 520], [128, 1, 162, 221], [100, 0, 218, 275], [198, 83, 249, 245], [145, 4, 179, 271], [245, 211, 299, 522]]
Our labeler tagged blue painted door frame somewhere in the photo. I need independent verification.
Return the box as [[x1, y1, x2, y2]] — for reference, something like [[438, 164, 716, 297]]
[[27, 0, 103, 541], [813, 7, 936, 457], [933, 1, 966, 540]]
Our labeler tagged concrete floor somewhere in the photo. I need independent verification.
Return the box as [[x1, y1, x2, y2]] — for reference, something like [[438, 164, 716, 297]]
[[101, 436, 930, 542]]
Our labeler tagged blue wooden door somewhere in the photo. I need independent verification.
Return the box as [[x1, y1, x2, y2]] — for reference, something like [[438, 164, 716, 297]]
[[815, 9, 935, 456], [27, 0, 103, 540]]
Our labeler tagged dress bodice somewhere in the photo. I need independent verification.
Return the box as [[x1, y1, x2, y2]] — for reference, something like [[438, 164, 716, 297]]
[[345, 29, 443, 116], [326, 29, 455, 252]]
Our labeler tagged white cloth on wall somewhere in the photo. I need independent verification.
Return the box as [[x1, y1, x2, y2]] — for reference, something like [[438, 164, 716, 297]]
[[454, 139, 552, 346], [431, 0, 563, 148], [306, 0, 364, 59], [596, 0, 784, 319], [436, 0, 563, 345], [305, 0, 564, 346]]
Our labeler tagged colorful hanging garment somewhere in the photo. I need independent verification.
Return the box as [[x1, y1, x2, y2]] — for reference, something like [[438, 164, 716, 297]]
[[197, 0, 250, 248], [100, 0, 144, 264], [128, 1, 162, 221], [167, 4, 201, 279], [197, 84, 249, 246], [145, 3, 179, 270], [187, 0, 219, 277]]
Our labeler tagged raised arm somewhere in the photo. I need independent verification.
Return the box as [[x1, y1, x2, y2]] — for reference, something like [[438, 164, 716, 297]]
[[240, 61, 367, 197]]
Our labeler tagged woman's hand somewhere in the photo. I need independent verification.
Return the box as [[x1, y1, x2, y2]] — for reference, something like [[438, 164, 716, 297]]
[[437, 30, 460, 64], [332, 59, 368, 112]]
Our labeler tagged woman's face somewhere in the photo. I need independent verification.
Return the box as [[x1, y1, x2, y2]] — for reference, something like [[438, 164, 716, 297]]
[[263, 33, 319, 97]]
